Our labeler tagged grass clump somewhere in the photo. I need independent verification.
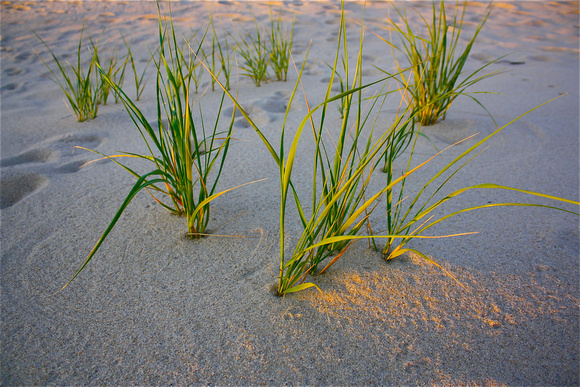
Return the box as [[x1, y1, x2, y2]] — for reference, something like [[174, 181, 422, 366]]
[[209, 2, 578, 296], [34, 26, 99, 122], [267, 8, 295, 82], [379, 0, 502, 126], [236, 16, 270, 87], [209, 3, 414, 295], [64, 4, 255, 289], [378, 97, 580, 263], [90, 37, 128, 106]]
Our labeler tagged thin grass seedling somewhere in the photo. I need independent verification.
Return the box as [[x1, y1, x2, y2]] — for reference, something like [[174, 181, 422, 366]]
[[236, 12, 270, 87], [63, 3, 260, 289], [89, 37, 127, 106], [34, 25, 99, 122], [203, 18, 234, 91], [326, 58, 347, 119], [122, 34, 153, 101], [267, 7, 295, 82], [112, 49, 129, 104], [377, 0, 503, 126], [184, 26, 210, 94], [213, 22, 234, 91]]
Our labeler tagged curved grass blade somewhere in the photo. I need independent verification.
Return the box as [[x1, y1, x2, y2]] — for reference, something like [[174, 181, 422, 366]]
[[63, 170, 169, 289]]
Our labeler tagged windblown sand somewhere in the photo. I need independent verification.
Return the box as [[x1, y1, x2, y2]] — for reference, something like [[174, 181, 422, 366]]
[[1, 1, 578, 384]]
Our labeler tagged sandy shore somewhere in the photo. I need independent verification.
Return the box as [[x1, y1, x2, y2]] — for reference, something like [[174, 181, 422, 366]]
[[1, 1, 579, 384]]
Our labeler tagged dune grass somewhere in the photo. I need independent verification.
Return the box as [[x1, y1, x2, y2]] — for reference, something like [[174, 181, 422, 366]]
[[205, 2, 417, 295], [236, 15, 270, 87], [121, 34, 152, 101], [378, 95, 580, 263], [204, 1, 579, 295], [89, 37, 128, 106], [378, 0, 502, 126], [34, 26, 99, 122], [58, 1, 579, 294], [63, 4, 257, 289], [267, 7, 295, 82]]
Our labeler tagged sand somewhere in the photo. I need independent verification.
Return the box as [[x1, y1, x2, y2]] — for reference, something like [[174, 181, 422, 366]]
[[1, 0, 578, 384]]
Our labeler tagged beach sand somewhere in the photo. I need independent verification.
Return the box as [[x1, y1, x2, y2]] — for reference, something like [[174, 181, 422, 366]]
[[1, 1, 579, 384]]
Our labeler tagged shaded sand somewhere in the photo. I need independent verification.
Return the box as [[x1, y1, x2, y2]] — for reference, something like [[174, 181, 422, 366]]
[[1, 1, 579, 384]]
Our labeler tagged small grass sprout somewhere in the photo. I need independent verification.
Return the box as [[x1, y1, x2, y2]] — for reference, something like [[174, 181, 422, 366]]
[[183, 27, 209, 94], [203, 19, 232, 92], [236, 16, 270, 87], [213, 22, 234, 91], [63, 4, 259, 289], [267, 7, 295, 82], [378, 0, 503, 126], [326, 58, 347, 119], [34, 25, 99, 122], [122, 34, 152, 101], [89, 37, 127, 106]]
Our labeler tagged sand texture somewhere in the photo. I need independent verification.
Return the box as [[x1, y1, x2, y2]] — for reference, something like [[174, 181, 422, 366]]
[[1, 1, 579, 385]]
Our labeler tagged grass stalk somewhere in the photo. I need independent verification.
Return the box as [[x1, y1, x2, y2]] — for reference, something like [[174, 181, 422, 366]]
[[34, 25, 99, 122], [267, 7, 295, 82], [122, 34, 152, 101], [64, 3, 254, 289], [377, 0, 503, 126], [236, 14, 270, 87]]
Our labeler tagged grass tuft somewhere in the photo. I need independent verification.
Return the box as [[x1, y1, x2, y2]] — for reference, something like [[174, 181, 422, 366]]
[[267, 7, 295, 82], [63, 3, 257, 289], [236, 13, 270, 87], [34, 25, 99, 122], [377, 0, 502, 126]]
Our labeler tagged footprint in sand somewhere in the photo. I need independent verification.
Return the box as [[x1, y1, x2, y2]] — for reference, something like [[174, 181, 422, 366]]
[[14, 51, 35, 64], [224, 91, 302, 129], [296, 59, 326, 76], [258, 90, 304, 115], [0, 148, 58, 167], [0, 132, 105, 209], [1, 82, 23, 92], [4, 66, 26, 76], [0, 172, 49, 210], [256, 91, 294, 114], [223, 103, 266, 129]]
